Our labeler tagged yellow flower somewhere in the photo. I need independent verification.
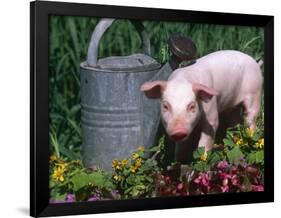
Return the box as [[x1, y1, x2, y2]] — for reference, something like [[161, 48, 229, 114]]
[[71, 160, 81, 164], [130, 165, 137, 173], [233, 135, 244, 145], [50, 154, 57, 162], [132, 152, 139, 160], [256, 138, 264, 149], [236, 138, 243, 145], [121, 159, 128, 168], [246, 128, 254, 137], [112, 159, 120, 169], [137, 146, 145, 152], [135, 158, 142, 167], [200, 152, 208, 162], [52, 167, 65, 182], [56, 162, 67, 172], [113, 174, 120, 181]]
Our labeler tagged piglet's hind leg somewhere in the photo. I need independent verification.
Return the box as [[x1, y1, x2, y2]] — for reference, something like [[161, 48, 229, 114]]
[[242, 92, 261, 131]]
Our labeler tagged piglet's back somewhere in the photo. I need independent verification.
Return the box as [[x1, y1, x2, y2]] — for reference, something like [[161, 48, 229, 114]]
[[169, 50, 263, 111]]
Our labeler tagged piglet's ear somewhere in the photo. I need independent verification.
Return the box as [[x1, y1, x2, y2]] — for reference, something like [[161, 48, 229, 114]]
[[140, 80, 167, 99], [192, 83, 218, 103]]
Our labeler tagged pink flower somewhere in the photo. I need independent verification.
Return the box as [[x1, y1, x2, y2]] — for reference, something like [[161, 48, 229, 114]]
[[177, 183, 184, 191], [164, 176, 171, 184], [194, 173, 210, 190], [88, 192, 101, 201], [218, 172, 230, 180], [252, 185, 264, 192], [230, 174, 239, 186], [217, 161, 229, 170], [110, 190, 120, 199], [49, 194, 76, 203], [65, 194, 76, 202], [221, 185, 229, 193], [88, 196, 99, 201]]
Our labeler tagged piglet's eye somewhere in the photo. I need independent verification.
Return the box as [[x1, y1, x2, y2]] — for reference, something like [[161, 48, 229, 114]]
[[187, 102, 196, 112], [162, 102, 169, 112]]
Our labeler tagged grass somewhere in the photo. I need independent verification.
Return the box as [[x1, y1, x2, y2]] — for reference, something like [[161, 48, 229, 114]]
[[49, 16, 264, 160]]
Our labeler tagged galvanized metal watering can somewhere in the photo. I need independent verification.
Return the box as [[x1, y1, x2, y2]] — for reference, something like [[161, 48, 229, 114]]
[[80, 18, 196, 170]]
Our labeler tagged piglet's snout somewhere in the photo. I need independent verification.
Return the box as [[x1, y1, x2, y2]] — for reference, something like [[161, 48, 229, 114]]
[[170, 129, 188, 141]]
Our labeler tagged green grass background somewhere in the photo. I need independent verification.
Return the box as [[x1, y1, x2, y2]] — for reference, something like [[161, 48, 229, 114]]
[[49, 16, 264, 160]]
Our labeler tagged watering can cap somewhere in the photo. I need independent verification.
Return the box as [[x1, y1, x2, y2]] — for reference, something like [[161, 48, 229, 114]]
[[168, 34, 197, 60], [93, 53, 161, 72]]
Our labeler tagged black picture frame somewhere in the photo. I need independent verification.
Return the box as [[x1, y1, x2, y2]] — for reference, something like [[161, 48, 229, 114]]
[[30, 1, 274, 217]]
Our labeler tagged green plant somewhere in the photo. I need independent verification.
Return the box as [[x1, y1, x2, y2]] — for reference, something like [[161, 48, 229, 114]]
[[111, 146, 159, 199], [49, 155, 117, 202], [223, 124, 264, 168], [191, 124, 264, 173], [49, 123, 264, 202]]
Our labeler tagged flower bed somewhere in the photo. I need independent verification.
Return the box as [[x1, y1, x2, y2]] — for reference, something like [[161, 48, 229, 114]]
[[49, 124, 264, 203]]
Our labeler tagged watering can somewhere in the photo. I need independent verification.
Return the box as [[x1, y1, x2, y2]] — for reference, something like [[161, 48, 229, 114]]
[[80, 18, 196, 170]]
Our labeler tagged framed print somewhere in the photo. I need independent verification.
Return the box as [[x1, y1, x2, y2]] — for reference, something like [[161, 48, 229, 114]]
[[30, 1, 274, 217]]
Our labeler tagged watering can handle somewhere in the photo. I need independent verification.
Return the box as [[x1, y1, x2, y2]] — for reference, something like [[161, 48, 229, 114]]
[[87, 18, 151, 67]]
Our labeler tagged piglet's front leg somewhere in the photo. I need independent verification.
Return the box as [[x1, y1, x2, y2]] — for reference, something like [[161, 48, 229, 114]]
[[174, 124, 202, 164], [198, 109, 219, 152], [198, 125, 217, 151]]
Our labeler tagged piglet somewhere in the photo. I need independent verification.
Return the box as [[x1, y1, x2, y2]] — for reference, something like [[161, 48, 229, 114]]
[[141, 50, 263, 161]]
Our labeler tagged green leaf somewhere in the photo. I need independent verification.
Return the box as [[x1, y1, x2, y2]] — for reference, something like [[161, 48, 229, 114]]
[[125, 174, 135, 185], [71, 171, 109, 192], [131, 188, 140, 197], [104, 180, 116, 190], [135, 184, 146, 191], [208, 152, 221, 166], [50, 129, 60, 158], [69, 104, 81, 115], [58, 145, 79, 160], [51, 192, 67, 201], [193, 147, 205, 159], [148, 146, 160, 152], [49, 180, 56, 189], [141, 159, 157, 172], [247, 150, 264, 164], [88, 172, 105, 188], [247, 152, 257, 164], [227, 146, 244, 164], [103, 174, 116, 189], [145, 176, 154, 183], [124, 187, 133, 194], [252, 134, 261, 142], [158, 135, 165, 148], [241, 36, 261, 50], [223, 138, 236, 147], [71, 172, 89, 192], [193, 161, 208, 172], [255, 150, 264, 163], [75, 189, 89, 201], [67, 118, 81, 137]]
